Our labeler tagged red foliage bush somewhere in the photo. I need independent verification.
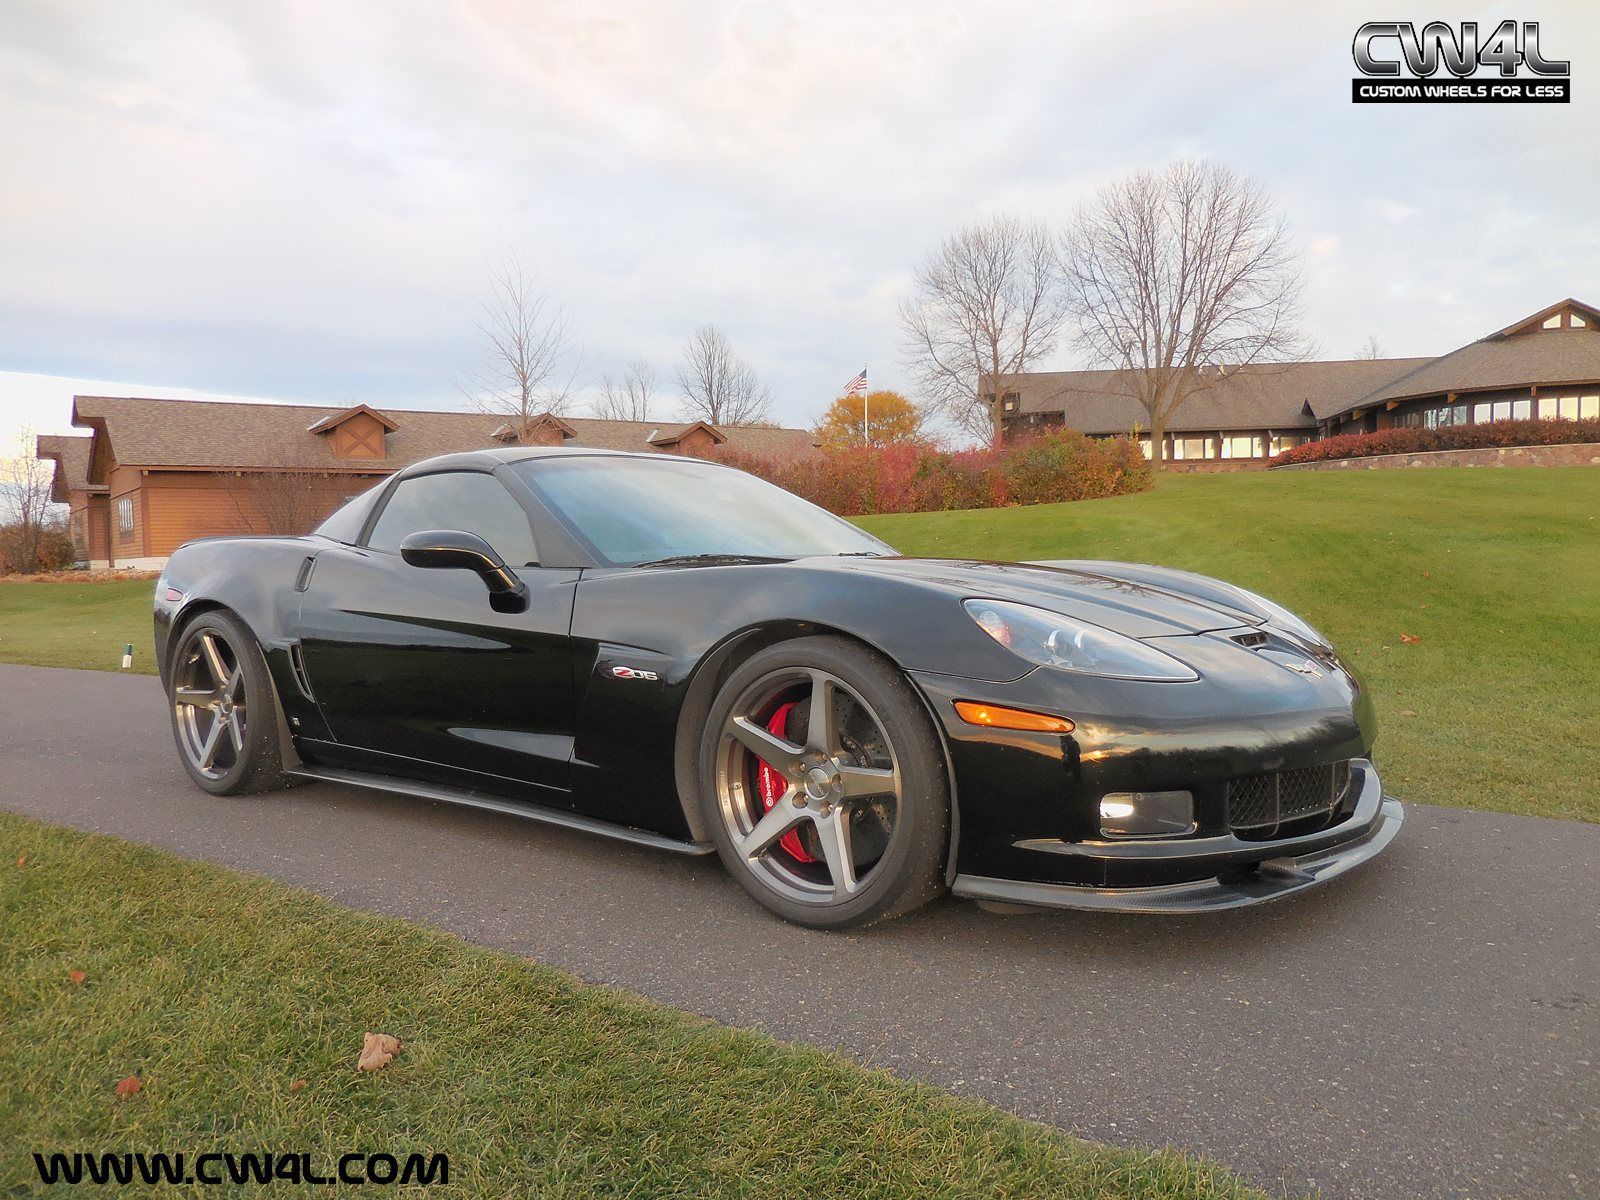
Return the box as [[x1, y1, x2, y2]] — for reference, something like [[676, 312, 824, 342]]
[[703, 430, 1150, 517], [1272, 418, 1600, 466]]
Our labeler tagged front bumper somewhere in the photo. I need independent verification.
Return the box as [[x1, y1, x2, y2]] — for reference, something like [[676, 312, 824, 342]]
[[952, 762, 1403, 914]]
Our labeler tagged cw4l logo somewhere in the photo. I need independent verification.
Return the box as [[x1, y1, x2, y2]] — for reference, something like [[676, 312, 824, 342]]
[[1352, 21, 1569, 103]]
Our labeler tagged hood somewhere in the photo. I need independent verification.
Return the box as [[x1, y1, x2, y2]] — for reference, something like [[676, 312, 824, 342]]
[[827, 557, 1263, 638]]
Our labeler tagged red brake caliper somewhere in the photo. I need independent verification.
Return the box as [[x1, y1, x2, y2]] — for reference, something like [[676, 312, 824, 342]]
[[756, 701, 816, 863]]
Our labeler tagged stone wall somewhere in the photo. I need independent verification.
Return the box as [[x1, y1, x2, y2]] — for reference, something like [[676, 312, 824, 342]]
[[1271, 443, 1600, 472]]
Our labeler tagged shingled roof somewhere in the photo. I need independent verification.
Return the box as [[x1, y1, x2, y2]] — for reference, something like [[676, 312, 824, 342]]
[[35, 433, 103, 501], [68, 396, 816, 475], [1332, 298, 1600, 418], [1007, 357, 1430, 434]]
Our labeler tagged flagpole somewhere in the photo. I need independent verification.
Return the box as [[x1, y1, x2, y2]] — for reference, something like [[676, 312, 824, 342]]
[[860, 366, 868, 445]]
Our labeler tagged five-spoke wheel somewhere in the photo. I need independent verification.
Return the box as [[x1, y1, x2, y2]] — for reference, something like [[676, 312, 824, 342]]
[[165, 610, 292, 795], [173, 626, 249, 779], [701, 637, 948, 928]]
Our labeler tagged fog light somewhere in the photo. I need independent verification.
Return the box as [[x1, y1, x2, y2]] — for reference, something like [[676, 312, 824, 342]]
[[1099, 791, 1195, 838]]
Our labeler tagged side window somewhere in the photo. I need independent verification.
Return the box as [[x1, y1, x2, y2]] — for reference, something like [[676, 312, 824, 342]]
[[366, 472, 540, 567]]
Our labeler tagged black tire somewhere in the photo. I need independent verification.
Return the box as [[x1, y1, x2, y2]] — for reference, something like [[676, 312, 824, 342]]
[[698, 635, 949, 929], [166, 609, 295, 796]]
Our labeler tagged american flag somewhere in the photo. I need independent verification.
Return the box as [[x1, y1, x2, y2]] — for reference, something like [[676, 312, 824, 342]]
[[842, 367, 868, 395]]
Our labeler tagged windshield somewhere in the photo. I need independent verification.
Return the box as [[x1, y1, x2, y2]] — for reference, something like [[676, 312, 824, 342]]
[[511, 455, 894, 567]]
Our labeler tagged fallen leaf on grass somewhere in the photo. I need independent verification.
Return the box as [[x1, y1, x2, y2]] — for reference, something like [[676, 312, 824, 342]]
[[357, 1032, 402, 1072], [289, 1079, 308, 1094], [1399, 633, 1422, 645], [115, 1076, 142, 1097], [16, 855, 26, 868], [1400, 709, 1419, 718], [68, 970, 86, 986]]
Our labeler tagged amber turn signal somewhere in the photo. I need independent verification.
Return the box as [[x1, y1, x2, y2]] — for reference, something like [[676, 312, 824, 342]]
[[954, 701, 1074, 734]]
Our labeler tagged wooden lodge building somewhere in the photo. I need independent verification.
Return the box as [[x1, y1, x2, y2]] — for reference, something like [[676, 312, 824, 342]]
[[997, 298, 1600, 467], [37, 397, 817, 569]]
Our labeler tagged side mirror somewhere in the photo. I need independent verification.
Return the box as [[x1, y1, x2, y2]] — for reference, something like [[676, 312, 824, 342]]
[[399, 529, 528, 612]]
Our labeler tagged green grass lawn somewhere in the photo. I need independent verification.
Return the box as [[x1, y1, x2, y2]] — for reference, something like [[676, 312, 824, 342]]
[[0, 578, 157, 674], [859, 466, 1599, 824], [0, 812, 1267, 1199]]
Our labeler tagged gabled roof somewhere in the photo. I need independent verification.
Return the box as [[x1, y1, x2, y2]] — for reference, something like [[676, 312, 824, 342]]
[[1486, 297, 1600, 340], [65, 395, 816, 479], [649, 420, 727, 447], [305, 403, 400, 435], [1007, 357, 1430, 434], [1335, 298, 1600, 417], [35, 433, 104, 501]]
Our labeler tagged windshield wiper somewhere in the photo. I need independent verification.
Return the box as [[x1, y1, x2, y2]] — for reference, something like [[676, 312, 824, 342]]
[[633, 553, 793, 569]]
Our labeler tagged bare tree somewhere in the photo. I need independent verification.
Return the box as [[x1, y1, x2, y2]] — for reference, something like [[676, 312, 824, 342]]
[[899, 214, 1066, 447], [1357, 334, 1386, 360], [1, 427, 58, 572], [674, 325, 773, 426], [458, 255, 579, 441], [223, 467, 351, 536], [593, 358, 659, 422], [1060, 160, 1307, 466]]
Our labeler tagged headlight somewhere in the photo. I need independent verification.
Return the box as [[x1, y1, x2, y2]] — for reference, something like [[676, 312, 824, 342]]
[[963, 599, 1198, 682], [1234, 588, 1330, 649]]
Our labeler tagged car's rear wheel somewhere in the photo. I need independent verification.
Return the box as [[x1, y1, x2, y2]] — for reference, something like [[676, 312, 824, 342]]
[[699, 636, 949, 929], [167, 610, 293, 796]]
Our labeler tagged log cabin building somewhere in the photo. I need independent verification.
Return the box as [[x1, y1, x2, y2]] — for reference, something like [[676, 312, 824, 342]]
[[997, 298, 1600, 468], [39, 397, 817, 569]]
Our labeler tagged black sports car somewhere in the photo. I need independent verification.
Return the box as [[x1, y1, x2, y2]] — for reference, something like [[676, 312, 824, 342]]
[[154, 447, 1402, 928]]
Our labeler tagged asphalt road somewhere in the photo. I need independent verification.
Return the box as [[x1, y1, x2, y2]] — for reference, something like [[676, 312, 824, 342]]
[[1, 664, 1595, 1199]]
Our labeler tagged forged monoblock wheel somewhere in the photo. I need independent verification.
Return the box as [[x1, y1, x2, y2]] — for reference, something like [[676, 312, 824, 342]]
[[699, 636, 949, 929], [167, 610, 294, 796]]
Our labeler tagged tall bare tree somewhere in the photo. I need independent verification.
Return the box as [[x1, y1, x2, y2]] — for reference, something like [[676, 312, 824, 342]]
[[459, 255, 579, 441], [1357, 334, 1386, 360], [674, 325, 772, 426], [223, 466, 351, 536], [1, 427, 58, 572], [593, 358, 659, 422], [899, 215, 1066, 447], [1060, 160, 1307, 466]]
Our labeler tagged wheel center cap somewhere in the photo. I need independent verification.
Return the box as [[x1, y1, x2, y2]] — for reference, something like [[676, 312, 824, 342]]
[[804, 765, 838, 801]]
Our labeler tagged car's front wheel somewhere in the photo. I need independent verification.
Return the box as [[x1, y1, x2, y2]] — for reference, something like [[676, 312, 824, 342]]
[[167, 610, 293, 796], [699, 636, 949, 929]]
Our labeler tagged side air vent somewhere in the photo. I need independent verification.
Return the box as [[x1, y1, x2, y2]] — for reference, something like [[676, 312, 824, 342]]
[[1231, 630, 1270, 649], [288, 642, 315, 701], [294, 555, 317, 592]]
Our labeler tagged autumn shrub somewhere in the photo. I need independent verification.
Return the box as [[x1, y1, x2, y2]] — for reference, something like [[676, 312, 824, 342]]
[[1272, 417, 1600, 466], [702, 430, 1149, 517]]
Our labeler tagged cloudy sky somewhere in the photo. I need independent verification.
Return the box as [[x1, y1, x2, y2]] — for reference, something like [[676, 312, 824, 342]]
[[2, 0, 1596, 442]]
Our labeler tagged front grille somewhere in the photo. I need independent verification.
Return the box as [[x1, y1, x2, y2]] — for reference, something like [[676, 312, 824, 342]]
[[1227, 761, 1353, 838]]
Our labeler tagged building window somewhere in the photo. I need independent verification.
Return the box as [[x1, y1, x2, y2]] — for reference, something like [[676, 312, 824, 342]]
[[1583, 396, 1599, 420], [1137, 437, 1152, 460], [1539, 397, 1557, 419], [1543, 314, 1562, 329], [1174, 436, 1215, 461], [1221, 435, 1264, 459], [1472, 399, 1531, 424], [117, 497, 134, 536], [1269, 434, 1306, 455], [1574, 314, 1589, 328]]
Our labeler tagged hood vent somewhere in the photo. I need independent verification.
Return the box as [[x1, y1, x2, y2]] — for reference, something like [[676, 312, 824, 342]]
[[1231, 630, 1270, 649]]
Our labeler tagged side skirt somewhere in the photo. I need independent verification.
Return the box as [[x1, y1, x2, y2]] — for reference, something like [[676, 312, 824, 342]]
[[288, 763, 716, 856]]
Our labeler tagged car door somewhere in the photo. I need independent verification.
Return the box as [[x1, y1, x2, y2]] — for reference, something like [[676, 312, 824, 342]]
[[295, 468, 579, 798]]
